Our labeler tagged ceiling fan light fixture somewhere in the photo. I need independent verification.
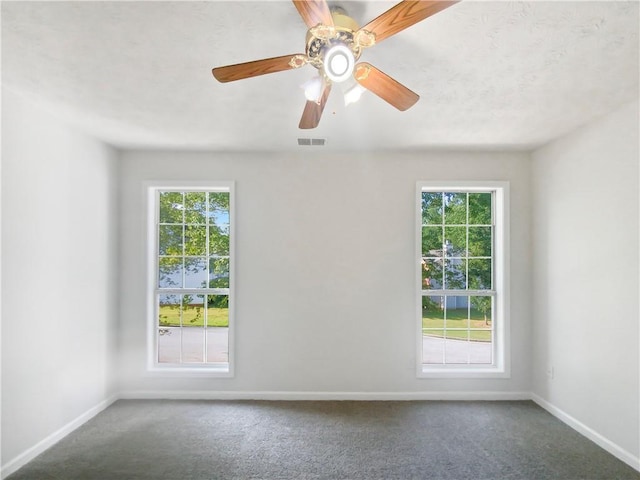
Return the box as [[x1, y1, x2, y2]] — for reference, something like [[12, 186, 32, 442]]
[[323, 44, 355, 83], [212, 0, 461, 128]]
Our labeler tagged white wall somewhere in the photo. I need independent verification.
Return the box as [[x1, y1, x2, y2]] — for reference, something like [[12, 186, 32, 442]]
[[1, 88, 119, 472], [118, 150, 532, 396], [531, 100, 640, 463]]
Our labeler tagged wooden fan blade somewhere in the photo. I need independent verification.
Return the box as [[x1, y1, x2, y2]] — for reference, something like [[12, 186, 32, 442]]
[[355, 62, 419, 111], [359, 0, 458, 44], [299, 82, 332, 129], [212, 54, 305, 83], [292, 0, 334, 28]]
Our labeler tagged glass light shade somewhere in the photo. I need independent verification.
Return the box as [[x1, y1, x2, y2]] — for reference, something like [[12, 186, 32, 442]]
[[302, 76, 323, 102], [324, 44, 355, 83], [344, 83, 366, 106]]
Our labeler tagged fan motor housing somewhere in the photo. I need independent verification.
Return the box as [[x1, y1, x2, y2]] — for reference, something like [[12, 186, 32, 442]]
[[305, 9, 362, 68]]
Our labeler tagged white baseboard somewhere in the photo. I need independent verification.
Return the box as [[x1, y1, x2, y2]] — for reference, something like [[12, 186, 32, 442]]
[[1, 395, 118, 479], [118, 390, 531, 401], [531, 393, 640, 472]]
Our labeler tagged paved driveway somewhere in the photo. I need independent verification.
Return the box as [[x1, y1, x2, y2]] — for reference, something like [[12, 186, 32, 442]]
[[156, 328, 491, 365], [422, 335, 492, 364], [158, 327, 228, 363]]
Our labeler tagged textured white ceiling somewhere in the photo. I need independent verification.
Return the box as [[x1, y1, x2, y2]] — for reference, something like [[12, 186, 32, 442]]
[[2, 1, 638, 151]]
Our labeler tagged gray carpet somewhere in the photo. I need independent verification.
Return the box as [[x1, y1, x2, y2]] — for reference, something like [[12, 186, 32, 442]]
[[7, 400, 639, 480]]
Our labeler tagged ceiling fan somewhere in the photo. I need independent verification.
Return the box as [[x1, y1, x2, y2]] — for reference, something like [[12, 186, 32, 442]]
[[212, 0, 459, 129]]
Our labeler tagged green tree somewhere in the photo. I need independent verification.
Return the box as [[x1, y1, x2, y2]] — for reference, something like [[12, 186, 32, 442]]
[[207, 293, 229, 308], [444, 192, 467, 224], [421, 192, 443, 224], [471, 296, 491, 325], [421, 192, 492, 290], [157, 191, 230, 314], [157, 190, 230, 280]]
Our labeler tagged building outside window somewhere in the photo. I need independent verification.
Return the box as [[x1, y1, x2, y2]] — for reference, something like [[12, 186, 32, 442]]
[[148, 185, 233, 374], [417, 182, 509, 377]]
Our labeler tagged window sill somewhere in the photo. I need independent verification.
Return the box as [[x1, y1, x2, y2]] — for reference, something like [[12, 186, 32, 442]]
[[418, 365, 509, 379], [147, 364, 233, 378]]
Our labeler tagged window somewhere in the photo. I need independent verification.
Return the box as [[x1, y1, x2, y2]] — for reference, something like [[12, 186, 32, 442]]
[[417, 183, 509, 377], [148, 185, 233, 374]]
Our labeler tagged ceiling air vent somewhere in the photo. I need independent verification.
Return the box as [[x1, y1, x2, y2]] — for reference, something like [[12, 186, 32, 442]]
[[297, 138, 327, 146]]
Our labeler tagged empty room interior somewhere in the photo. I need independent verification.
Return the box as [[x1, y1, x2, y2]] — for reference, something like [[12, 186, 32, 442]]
[[1, 0, 639, 478]]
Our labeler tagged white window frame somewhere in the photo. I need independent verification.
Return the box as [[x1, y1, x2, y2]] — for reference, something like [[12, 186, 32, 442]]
[[416, 181, 510, 378], [146, 182, 235, 376]]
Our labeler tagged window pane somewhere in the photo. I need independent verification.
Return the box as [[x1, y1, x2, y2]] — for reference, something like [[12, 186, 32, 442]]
[[470, 295, 492, 364], [422, 295, 444, 363], [421, 226, 442, 256], [468, 226, 492, 257], [159, 192, 183, 224], [184, 225, 207, 256], [159, 294, 181, 327], [207, 296, 229, 363], [422, 295, 444, 329], [468, 258, 492, 290], [181, 296, 205, 363], [209, 257, 230, 288], [159, 225, 183, 256], [159, 257, 183, 288], [470, 339, 492, 364], [421, 192, 443, 225], [445, 338, 469, 364], [184, 257, 207, 288], [469, 193, 491, 225], [444, 192, 467, 225], [444, 226, 466, 257], [444, 296, 470, 329], [182, 294, 205, 326], [423, 335, 444, 364], [158, 327, 181, 363], [470, 296, 492, 329], [181, 327, 205, 363], [444, 258, 466, 289], [207, 329, 228, 363], [207, 296, 229, 326], [184, 192, 207, 224], [209, 192, 230, 225], [209, 225, 230, 256], [421, 258, 443, 290]]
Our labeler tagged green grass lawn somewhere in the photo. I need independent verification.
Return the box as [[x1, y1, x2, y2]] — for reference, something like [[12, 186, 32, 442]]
[[159, 305, 228, 327], [423, 307, 491, 342]]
